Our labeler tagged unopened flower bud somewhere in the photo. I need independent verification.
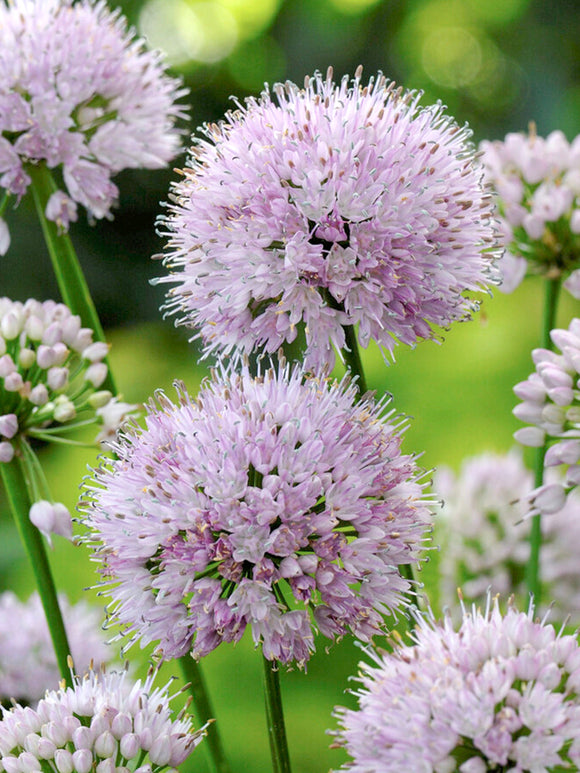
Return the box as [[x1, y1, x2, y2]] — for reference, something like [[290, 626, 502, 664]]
[[0, 414, 18, 439], [1, 311, 21, 340], [4, 371, 23, 391], [82, 342, 109, 362], [29, 384, 49, 406], [53, 396, 76, 423], [89, 391, 113, 409], [0, 218, 10, 256], [47, 366, 69, 391], [0, 441, 14, 462], [85, 362, 108, 388], [72, 750, 93, 773], [0, 354, 15, 377], [534, 483, 567, 515], [54, 748, 74, 773], [18, 348, 36, 369]]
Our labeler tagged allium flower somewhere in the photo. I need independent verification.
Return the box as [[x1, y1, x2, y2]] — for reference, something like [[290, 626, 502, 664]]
[[513, 317, 580, 513], [158, 67, 497, 370], [480, 127, 580, 295], [0, 297, 138, 462], [0, 592, 111, 705], [435, 450, 580, 623], [0, 0, 185, 230], [0, 665, 206, 772], [83, 363, 431, 665], [333, 597, 580, 772]]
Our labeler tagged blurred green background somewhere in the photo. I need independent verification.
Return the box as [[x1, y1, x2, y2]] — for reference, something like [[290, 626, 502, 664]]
[[2, 0, 580, 770]]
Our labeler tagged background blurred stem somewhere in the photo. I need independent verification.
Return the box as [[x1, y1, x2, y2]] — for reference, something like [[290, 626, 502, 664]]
[[526, 276, 561, 604], [0, 448, 72, 686], [27, 163, 116, 394], [179, 654, 231, 773], [263, 656, 292, 773]]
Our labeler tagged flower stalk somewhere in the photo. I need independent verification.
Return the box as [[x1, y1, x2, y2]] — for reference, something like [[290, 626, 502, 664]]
[[179, 655, 232, 773], [263, 656, 292, 773], [526, 276, 561, 603], [0, 445, 72, 687], [28, 163, 116, 394]]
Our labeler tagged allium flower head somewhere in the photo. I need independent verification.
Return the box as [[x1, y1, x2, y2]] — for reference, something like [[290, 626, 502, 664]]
[[0, 297, 138, 463], [435, 450, 580, 623], [0, 665, 205, 772], [513, 317, 580, 513], [159, 67, 497, 370], [0, 592, 111, 705], [0, 0, 185, 228], [83, 363, 431, 665], [480, 127, 580, 295], [334, 597, 580, 772]]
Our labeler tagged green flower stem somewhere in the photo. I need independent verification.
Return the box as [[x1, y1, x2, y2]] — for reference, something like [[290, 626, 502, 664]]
[[0, 450, 72, 687], [0, 190, 10, 217], [263, 656, 292, 773], [178, 655, 231, 773], [526, 276, 561, 604], [27, 163, 116, 394]]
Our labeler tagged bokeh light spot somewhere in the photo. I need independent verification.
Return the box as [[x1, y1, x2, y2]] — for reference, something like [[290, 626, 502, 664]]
[[421, 26, 482, 88], [466, 0, 530, 25], [139, 0, 238, 65]]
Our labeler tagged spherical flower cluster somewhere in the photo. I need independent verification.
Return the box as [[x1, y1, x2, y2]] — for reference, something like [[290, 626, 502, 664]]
[[480, 127, 580, 294], [0, 297, 138, 463], [0, 591, 111, 705], [513, 317, 580, 514], [0, 0, 185, 242], [0, 665, 206, 772], [435, 450, 580, 623], [83, 363, 432, 665], [334, 597, 580, 772], [159, 67, 497, 370]]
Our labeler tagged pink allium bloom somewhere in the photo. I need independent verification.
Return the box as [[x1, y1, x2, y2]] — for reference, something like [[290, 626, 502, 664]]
[[159, 67, 498, 370], [83, 363, 432, 665], [0, 592, 111, 705], [0, 665, 206, 771], [334, 597, 580, 772], [480, 127, 580, 295], [0, 0, 185, 229], [513, 317, 580, 513], [0, 298, 139, 459], [435, 450, 580, 623]]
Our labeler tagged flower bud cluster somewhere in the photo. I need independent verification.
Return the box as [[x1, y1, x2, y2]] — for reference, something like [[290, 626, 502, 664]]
[[0, 666, 205, 773], [435, 450, 580, 622], [0, 0, 185, 237], [0, 592, 111, 706], [480, 128, 580, 295], [513, 318, 580, 513], [0, 298, 138, 461], [334, 597, 580, 772]]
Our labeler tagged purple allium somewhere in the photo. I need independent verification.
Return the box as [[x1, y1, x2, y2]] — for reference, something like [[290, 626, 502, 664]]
[[158, 67, 497, 371], [0, 0, 185, 230], [513, 317, 580, 513], [0, 592, 112, 706], [435, 450, 580, 624], [83, 363, 431, 665], [480, 127, 580, 295], [0, 297, 138, 461], [333, 596, 580, 772], [0, 665, 206, 771]]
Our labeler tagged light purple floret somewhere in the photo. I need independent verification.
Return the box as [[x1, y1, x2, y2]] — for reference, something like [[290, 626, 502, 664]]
[[334, 597, 580, 772], [0, 0, 186, 225], [83, 363, 431, 665], [159, 67, 498, 370]]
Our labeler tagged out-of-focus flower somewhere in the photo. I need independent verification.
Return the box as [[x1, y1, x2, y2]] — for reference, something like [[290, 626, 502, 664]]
[[0, 298, 139, 461], [435, 450, 580, 623], [513, 317, 580, 513], [0, 664, 206, 770], [0, 591, 111, 705], [158, 67, 497, 370], [481, 127, 580, 295], [0, 0, 186, 237], [82, 363, 432, 666], [333, 596, 580, 772]]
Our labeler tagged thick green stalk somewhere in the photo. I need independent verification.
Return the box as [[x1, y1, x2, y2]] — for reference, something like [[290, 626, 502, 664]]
[[1, 451, 72, 686], [341, 324, 368, 395], [263, 656, 292, 773], [179, 655, 231, 773], [27, 163, 116, 394], [525, 277, 561, 603]]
